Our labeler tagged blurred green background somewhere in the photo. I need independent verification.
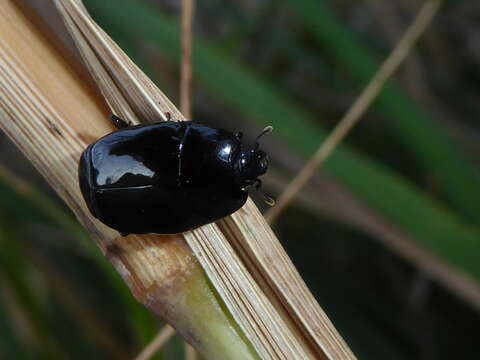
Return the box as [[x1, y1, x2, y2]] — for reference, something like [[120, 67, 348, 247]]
[[1, 0, 479, 359]]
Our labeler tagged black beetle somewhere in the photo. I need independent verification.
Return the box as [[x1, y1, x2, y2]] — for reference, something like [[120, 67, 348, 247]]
[[78, 115, 272, 235]]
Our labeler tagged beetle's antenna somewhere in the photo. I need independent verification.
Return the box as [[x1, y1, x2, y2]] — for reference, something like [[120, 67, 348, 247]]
[[254, 126, 273, 149]]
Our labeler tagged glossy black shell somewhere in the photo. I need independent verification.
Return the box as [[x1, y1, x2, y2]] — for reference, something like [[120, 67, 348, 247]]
[[78, 121, 248, 235]]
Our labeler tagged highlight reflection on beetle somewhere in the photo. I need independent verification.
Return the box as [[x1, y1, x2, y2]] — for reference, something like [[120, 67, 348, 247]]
[[78, 115, 272, 235]]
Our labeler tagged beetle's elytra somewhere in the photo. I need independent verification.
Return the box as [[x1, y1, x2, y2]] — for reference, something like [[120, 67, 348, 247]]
[[78, 116, 270, 235]]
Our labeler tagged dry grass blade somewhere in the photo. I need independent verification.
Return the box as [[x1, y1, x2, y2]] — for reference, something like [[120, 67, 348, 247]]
[[134, 325, 175, 360], [265, 0, 444, 224], [54, 0, 177, 124], [220, 200, 355, 359], [0, 0, 357, 358], [53, 2, 317, 358], [185, 342, 197, 360], [54, 1, 353, 359], [0, 1, 251, 359]]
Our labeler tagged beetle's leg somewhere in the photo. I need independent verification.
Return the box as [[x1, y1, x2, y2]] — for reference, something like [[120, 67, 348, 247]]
[[241, 179, 255, 191], [263, 194, 275, 206], [242, 179, 275, 205], [242, 179, 261, 191], [164, 111, 172, 121], [110, 114, 131, 129]]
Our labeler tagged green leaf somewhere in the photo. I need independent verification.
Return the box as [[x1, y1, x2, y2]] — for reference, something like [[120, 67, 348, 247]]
[[0, 295, 30, 360], [0, 221, 65, 359], [0, 294, 32, 360]]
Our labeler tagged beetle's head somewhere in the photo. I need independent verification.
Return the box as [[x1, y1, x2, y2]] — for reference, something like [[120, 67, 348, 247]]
[[234, 126, 272, 189], [235, 148, 269, 184]]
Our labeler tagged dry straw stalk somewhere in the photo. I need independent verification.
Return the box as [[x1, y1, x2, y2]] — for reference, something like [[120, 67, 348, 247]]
[[0, 0, 355, 359]]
